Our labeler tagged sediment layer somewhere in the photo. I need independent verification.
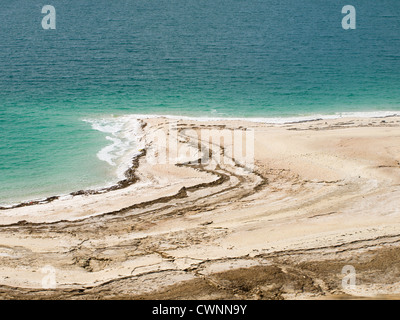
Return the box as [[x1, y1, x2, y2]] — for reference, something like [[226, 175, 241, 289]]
[[1, 116, 400, 299]]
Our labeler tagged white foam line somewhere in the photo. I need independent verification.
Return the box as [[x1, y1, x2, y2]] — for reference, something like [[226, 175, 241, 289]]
[[83, 115, 145, 180], [119, 110, 400, 124]]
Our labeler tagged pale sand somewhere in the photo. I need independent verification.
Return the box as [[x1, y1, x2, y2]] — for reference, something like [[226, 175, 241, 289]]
[[1, 116, 400, 299]]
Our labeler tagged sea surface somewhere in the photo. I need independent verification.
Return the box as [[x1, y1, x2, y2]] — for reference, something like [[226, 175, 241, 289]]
[[1, 0, 399, 205]]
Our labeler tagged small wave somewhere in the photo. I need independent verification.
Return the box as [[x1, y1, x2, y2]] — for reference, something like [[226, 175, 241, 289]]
[[83, 115, 144, 180], [97, 136, 124, 166]]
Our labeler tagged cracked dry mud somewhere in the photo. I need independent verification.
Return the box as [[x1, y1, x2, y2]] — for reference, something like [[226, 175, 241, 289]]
[[1, 117, 400, 299]]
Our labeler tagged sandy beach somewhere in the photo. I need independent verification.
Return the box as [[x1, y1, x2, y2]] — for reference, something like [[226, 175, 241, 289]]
[[1, 115, 400, 299]]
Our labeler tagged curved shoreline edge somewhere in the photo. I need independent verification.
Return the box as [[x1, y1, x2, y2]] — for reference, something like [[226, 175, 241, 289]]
[[0, 120, 148, 211], [1, 111, 399, 210], [0, 116, 400, 298]]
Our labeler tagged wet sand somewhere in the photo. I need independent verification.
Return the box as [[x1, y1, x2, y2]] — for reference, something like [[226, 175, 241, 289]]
[[1, 116, 400, 299]]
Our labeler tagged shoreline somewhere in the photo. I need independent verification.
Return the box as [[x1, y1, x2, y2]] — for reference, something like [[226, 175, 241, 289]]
[[1, 110, 400, 210], [1, 115, 400, 299], [0, 149, 147, 211]]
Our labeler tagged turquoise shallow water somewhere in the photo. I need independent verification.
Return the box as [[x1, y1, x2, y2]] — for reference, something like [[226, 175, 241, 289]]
[[0, 0, 400, 204]]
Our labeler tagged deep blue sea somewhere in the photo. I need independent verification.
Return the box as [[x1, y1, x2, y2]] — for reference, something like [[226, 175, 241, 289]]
[[1, 0, 399, 204]]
